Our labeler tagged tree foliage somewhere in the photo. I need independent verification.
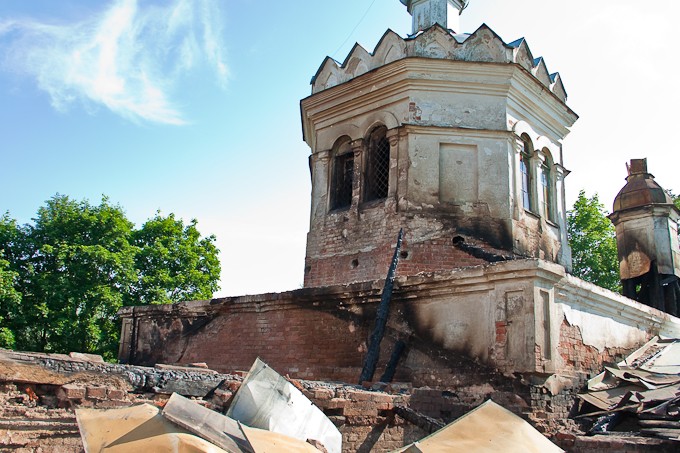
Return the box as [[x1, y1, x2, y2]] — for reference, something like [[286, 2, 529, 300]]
[[0, 253, 20, 348], [567, 191, 621, 292], [0, 195, 220, 359], [0, 215, 24, 349], [667, 190, 680, 211], [129, 213, 220, 305]]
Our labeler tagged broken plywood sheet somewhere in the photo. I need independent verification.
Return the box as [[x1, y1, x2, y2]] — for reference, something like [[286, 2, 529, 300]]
[[640, 340, 680, 375], [226, 358, 342, 453], [578, 385, 644, 411], [162, 393, 321, 453], [241, 425, 323, 453], [392, 400, 563, 453], [76, 403, 227, 453], [603, 366, 680, 389], [162, 393, 251, 453]]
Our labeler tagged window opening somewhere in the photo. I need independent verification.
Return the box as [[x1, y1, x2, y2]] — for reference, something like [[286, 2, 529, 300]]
[[330, 139, 354, 211], [541, 162, 553, 221], [364, 127, 390, 202], [520, 137, 534, 212], [331, 154, 353, 210]]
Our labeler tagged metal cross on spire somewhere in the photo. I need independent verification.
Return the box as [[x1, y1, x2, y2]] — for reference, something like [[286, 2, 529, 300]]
[[400, 0, 469, 34]]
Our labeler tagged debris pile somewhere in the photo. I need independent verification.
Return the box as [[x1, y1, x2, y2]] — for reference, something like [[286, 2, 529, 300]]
[[77, 393, 324, 452], [576, 337, 680, 442]]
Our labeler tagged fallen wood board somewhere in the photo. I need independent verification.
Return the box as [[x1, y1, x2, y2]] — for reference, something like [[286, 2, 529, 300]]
[[392, 400, 563, 453], [161, 393, 252, 453], [639, 420, 680, 429], [76, 403, 228, 452], [241, 425, 323, 453], [640, 428, 680, 441], [151, 378, 223, 397], [578, 385, 642, 411]]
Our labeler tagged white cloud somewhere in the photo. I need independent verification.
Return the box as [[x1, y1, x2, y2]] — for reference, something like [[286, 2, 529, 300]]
[[0, 0, 228, 125]]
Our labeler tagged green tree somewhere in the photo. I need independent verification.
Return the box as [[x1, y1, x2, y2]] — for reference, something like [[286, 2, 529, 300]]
[[129, 213, 220, 305], [567, 190, 621, 292], [20, 196, 137, 358], [666, 190, 680, 211], [0, 215, 26, 349], [0, 254, 21, 348], [0, 195, 221, 359]]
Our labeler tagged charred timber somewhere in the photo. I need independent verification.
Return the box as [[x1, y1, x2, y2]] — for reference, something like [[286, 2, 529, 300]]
[[359, 229, 403, 385]]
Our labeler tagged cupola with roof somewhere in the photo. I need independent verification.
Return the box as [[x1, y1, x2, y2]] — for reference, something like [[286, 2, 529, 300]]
[[300, 0, 578, 288], [609, 159, 680, 315]]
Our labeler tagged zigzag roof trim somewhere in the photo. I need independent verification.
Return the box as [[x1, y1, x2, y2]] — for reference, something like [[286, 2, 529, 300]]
[[310, 23, 568, 103]]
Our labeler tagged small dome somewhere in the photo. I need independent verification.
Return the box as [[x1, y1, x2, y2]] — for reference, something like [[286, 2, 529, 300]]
[[612, 159, 674, 213]]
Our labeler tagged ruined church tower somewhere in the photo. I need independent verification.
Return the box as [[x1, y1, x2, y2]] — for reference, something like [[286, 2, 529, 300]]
[[300, 0, 578, 287]]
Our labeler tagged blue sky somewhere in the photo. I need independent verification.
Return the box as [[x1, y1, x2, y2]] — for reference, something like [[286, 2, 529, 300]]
[[1, 0, 678, 296]]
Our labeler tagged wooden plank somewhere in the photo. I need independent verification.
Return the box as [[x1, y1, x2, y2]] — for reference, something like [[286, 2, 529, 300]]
[[639, 420, 680, 429], [162, 393, 252, 453], [640, 427, 680, 440]]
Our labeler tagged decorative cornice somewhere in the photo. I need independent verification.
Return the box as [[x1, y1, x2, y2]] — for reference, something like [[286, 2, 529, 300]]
[[557, 274, 680, 338], [311, 24, 568, 104], [302, 58, 577, 143]]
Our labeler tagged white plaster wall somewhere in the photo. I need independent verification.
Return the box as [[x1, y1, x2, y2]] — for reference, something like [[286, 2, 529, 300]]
[[398, 260, 680, 376], [409, 292, 497, 361], [405, 131, 512, 220], [555, 274, 680, 352]]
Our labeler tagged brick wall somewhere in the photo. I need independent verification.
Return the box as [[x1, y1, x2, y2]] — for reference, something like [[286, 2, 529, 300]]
[[129, 294, 506, 388], [304, 198, 510, 287], [558, 319, 632, 379], [305, 236, 488, 288]]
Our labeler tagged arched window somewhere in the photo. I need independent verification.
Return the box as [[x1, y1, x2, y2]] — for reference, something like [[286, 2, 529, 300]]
[[540, 150, 555, 222], [330, 138, 354, 211], [363, 126, 390, 203], [520, 135, 535, 212]]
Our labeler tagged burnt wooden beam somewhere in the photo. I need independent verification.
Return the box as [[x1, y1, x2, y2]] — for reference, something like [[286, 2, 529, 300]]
[[379, 340, 406, 383], [394, 405, 445, 434], [359, 229, 404, 385]]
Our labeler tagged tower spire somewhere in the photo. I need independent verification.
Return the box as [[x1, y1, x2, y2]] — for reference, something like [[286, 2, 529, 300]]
[[400, 0, 469, 34]]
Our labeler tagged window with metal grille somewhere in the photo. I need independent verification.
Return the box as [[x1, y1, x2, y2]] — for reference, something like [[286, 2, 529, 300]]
[[520, 136, 535, 212], [541, 163, 553, 221], [364, 127, 390, 202], [330, 151, 354, 211]]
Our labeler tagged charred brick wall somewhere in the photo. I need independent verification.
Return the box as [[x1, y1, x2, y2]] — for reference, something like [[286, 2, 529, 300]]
[[118, 261, 680, 445], [120, 268, 542, 387], [121, 288, 494, 386], [305, 236, 488, 288], [120, 262, 670, 388], [303, 197, 512, 288]]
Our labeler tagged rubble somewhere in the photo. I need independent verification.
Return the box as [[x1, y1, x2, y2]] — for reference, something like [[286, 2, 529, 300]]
[[3, 347, 680, 452], [576, 337, 680, 443], [76, 393, 323, 452]]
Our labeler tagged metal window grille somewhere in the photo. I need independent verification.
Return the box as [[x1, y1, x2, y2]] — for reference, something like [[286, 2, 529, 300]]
[[520, 154, 532, 210], [365, 131, 390, 202], [331, 153, 353, 210], [541, 164, 553, 221]]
